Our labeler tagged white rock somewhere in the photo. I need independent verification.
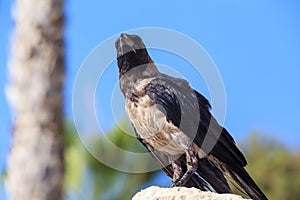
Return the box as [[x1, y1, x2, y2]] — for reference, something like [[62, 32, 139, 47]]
[[132, 186, 249, 200]]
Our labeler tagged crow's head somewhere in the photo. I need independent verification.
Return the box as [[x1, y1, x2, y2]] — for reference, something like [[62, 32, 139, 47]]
[[115, 33, 153, 76]]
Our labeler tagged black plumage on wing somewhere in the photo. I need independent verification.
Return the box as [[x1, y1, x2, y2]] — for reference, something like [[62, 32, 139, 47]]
[[116, 33, 268, 200]]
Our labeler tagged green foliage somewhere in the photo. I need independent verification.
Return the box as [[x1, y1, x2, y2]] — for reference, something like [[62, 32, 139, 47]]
[[63, 120, 158, 200], [64, 121, 86, 192], [243, 133, 300, 200], [63, 121, 300, 200]]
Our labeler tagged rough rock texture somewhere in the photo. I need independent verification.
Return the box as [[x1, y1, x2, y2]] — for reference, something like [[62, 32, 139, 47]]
[[132, 186, 249, 200]]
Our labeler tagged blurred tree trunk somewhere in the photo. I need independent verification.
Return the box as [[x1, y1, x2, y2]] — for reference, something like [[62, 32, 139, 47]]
[[6, 0, 65, 199]]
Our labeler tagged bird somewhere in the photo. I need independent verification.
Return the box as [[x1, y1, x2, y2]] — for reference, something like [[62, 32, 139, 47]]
[[115, 33, 268, 200]]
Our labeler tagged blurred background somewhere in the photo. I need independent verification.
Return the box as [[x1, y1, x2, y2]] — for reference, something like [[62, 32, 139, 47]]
[[1, 0, 300, 200]]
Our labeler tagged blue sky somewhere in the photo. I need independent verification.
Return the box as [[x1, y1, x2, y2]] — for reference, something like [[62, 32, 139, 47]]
[[66, 0, 300, 146], [1, 0, 300, 198]]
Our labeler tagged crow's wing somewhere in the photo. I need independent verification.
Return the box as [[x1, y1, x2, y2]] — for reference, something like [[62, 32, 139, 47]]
[[145, 75, 246, 167], [144, 75, 268, 200]]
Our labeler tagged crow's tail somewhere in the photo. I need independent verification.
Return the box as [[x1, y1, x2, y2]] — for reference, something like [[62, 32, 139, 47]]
[[196, 158, 232, 193], [227, 166, 268, 200]]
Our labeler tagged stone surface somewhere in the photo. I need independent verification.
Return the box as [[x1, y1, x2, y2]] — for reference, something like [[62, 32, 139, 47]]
[[132, 186, 249, 200]]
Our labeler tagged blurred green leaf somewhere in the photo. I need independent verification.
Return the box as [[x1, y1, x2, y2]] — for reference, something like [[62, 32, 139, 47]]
[[63, 122, 300, 200], [242, 132, 300, 200], [63, 120, 157, 200]]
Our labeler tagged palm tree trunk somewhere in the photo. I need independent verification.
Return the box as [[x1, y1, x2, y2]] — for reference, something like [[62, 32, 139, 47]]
[[6, 0, 65, 199]]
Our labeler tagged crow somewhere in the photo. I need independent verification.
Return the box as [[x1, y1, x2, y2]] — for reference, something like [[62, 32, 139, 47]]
[[115, 33, 268, 200]]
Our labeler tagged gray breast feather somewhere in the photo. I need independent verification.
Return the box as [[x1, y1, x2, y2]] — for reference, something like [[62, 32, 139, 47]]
[[125, 80, 192, 156]]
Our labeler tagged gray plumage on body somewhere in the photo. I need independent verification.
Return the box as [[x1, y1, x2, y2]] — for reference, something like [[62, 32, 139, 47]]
[[115, 33, 268, 200]]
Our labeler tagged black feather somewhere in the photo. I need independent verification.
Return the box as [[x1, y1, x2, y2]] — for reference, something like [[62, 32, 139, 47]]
[[116, 33, 268, 200], [144, 74, 267, 200]]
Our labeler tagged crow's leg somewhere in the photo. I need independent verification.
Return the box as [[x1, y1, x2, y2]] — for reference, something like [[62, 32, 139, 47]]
[[172, 145, 198, 187], [170, 159, 183, 187]]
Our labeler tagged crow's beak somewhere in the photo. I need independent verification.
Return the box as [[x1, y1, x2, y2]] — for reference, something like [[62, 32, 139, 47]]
[[115, 33, 145, 56]]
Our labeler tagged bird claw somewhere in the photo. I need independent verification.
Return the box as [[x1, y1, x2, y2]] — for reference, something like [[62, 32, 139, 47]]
[[170, 180, 183, 188]]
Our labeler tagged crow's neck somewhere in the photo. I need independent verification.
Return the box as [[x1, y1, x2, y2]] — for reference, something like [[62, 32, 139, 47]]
[[119, 63, 159, 97]]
